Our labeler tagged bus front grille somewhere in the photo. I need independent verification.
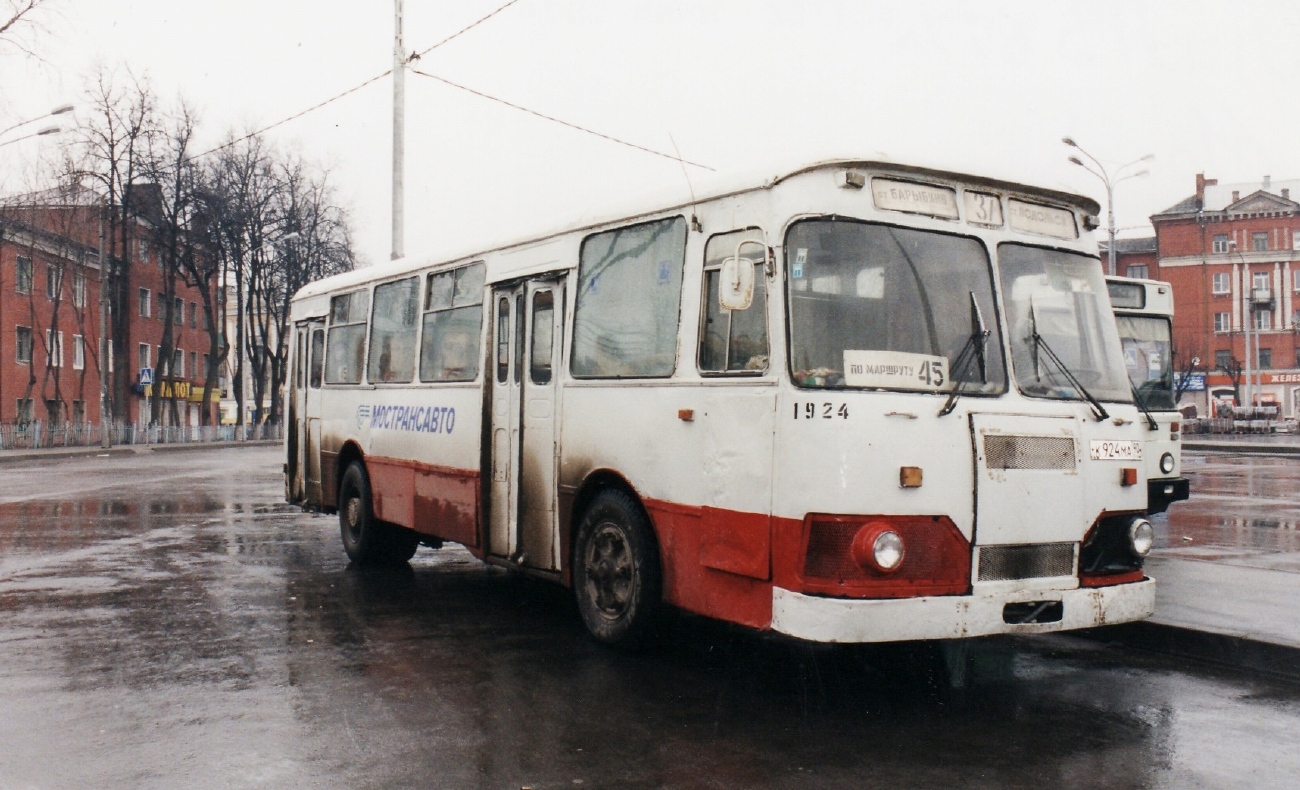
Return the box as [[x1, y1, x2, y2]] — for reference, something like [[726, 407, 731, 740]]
[[983, 435, 1076, 470], [978, 543, 1075, 581]]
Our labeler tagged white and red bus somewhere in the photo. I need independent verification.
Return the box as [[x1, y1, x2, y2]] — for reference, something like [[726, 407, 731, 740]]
[[1106, 276, 1190, 514], [285, 159, 1156, 646]]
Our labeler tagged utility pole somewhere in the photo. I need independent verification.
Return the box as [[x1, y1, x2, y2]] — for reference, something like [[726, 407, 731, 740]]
[[391, 0, 406, 261], [98, 207, 112, 448]]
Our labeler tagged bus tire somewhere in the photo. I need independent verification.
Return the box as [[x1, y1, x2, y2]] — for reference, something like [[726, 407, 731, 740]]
[[338, 461, 418, 565], [573, 489, 661, 647]]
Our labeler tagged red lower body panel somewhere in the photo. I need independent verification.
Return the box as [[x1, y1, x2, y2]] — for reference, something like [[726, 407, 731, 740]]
[[366, 455, 480, 548]]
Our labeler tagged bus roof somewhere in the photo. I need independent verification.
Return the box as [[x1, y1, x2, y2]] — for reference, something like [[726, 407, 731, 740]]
[[1106, 275, 1174, 316], [294, 157, 1101, 304]]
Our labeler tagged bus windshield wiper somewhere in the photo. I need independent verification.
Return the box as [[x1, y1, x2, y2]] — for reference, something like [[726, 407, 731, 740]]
[[1130, 380, 1159, 430], [1029, 300, 1110, 422], [938, 292, 990, 417]]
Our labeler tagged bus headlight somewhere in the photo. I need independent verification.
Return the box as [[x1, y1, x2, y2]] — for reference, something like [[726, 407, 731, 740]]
[[1128, 517, 1154, 558], [852, 523, 905, 573], [1159, 452, 1176, 474]]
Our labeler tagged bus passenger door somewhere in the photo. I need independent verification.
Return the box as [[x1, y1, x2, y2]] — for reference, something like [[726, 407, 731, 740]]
[[518, 279, 563, 570], [287, 323, 308, 502], [303, 323, 326, 504], [489, 288, 524, 559]]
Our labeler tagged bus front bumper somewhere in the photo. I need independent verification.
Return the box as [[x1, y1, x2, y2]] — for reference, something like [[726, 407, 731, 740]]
[[769, 578, 1156, 643]]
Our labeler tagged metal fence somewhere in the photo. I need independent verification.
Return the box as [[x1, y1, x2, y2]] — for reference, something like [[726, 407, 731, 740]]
[[0, 421, 284, 450]]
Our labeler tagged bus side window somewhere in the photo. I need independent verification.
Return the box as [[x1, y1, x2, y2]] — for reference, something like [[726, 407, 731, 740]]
[[368, 277, 419, 383], [699, 228, 768, 374], [572, 216, 687, 378], [325, 290, 370, 384], [420, 263, 485, 383], [309, 329, 324, 389]]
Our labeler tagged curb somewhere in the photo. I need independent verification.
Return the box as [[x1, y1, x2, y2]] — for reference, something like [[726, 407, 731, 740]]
[[0, 440, 280, 465], [1075, 621, 1300, 682], [1183, 440, 1300, 455]]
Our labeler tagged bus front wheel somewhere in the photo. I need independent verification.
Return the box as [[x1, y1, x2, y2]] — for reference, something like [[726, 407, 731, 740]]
[[339, 461, 419, 565], [573, 490, 661, 647]]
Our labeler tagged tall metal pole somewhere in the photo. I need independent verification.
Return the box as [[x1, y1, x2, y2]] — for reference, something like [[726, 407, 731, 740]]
[[98, 206, 112, 448], [1106, 181, 1117, 276], [1241, 252, 1253, 408], [391, 0, 406, 261]]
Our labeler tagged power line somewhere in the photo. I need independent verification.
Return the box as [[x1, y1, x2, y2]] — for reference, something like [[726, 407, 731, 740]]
[[410, 68, 715, 172], [189, 0, 527, 161], [411, 0, 525, 61]]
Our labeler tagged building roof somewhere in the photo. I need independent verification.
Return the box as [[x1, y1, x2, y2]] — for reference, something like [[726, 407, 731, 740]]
[[1154, 176, 1300, 219], [1100, 236, 1157, 254]]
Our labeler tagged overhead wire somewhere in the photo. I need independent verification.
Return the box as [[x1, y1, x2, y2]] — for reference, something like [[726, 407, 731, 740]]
[[410, 68, 714, 171]]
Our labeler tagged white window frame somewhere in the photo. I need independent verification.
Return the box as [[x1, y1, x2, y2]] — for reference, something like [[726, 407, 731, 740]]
[[1212, 235, 1230, 253], [1212, 272, 1230, 294], [1253, 310, 1272, 330], [139, 288, 151, 318], [45, 329, 63, 368], [138, 343, 151, 371], [15, 325, 32, 364], [1214, 312, 1231, 332], [73, 271, 86, 307], [73, 334, 85, 370]]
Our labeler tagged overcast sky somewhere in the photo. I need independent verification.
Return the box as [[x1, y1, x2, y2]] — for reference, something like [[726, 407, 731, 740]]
[[4, 0, 1299, 266]]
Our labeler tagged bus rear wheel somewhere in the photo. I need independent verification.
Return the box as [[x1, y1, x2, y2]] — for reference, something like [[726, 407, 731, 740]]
[[338, 461, 419, 565], [573, 490, 661, 647]]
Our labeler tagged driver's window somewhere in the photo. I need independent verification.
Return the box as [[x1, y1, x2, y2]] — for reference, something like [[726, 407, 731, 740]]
[[698, 228, 768, 374]]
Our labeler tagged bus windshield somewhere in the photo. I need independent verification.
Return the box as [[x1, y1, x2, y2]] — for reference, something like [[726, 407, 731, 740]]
[[785, 220, 1005, 394], [998, 244, 1131, 403], [1115, 314, 1175, 410]]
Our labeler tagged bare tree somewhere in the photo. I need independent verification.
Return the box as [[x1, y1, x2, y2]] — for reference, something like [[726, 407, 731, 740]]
[[0, 0, 57, 57], [70, 67, 159, 423]]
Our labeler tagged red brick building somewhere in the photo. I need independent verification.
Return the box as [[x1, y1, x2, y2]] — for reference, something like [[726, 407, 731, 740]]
[[1144, 173, 1300, 416], [1, 189, 219, 434]]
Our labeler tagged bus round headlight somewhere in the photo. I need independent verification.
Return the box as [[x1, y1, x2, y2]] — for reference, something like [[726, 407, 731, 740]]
[[1159, 452, 1176, 475], [851, 523, 906, 573], [1128, 517, 1154, 558]]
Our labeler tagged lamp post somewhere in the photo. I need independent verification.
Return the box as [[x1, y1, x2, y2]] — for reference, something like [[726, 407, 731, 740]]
[[0, 124, 61, 149], [1062, 138, 1153, 276], [0, 104, 74, 139], [1229, 240, 1254, 408]]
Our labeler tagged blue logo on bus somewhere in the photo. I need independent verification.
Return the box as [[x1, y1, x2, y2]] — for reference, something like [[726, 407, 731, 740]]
[[367, 404, 456, 435]]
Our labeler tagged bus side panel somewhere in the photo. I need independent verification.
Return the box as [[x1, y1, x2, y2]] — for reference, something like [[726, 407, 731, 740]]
[[414, 464, 480, 547], [368, 457, 415, 527], [644, 499, 773, 629]]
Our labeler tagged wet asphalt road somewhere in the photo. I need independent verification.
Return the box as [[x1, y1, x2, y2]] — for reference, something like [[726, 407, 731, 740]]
[[2, 447, 1299, 790]]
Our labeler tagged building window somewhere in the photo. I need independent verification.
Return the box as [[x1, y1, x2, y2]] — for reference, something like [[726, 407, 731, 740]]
[[173, 348, 184, 377], [1294, 348, 1300, 369], [1253, 310, 1272, 330], [1215, 349, 1232, 371], [15, 398, 32, 424], [139, 238, 150, 265], [1259, 348, 1273, 369], [189, 351, 197, 380], [1212, 234, 1230, 253], [139, 288, 151, 318], [46, 264, 61, 300], [188, 302, 197, 328], [72, 400, 85, 425], [73, 272, 86, 307], [1253, 271, 1270, 292], [138, 343, 151, 372], [1212, 272, 1230, 294], [45, 399, 63, 427], [1214, 312, 1231, 332], [1126, 264, 1148, 280], [15, 326, 32, 364], [16, 256, 32, 293], [45, 330, 63, 368], [1253, 232, 1269, 251], [173, 296, 183, 326], [102, 338, 113, 373], [73, 335, 85, 370]]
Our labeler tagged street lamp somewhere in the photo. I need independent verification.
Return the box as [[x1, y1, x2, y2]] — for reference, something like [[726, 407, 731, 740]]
[[1228, 240, 1255, 408], [1062, 138, 1154, 276], [0, 124, 61, 149], [0, 103, 74, 138]]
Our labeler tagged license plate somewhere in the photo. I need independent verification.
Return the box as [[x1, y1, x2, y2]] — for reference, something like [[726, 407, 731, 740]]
[[1089, 440, 1142, 461]]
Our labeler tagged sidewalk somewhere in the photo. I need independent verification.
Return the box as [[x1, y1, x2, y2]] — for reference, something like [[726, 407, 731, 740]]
[[0, 438, 281, 464], [1086, 432, 1300, 680]]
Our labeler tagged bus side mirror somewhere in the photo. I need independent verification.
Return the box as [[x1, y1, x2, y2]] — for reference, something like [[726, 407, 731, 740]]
[[718, 240, 768, 312]]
